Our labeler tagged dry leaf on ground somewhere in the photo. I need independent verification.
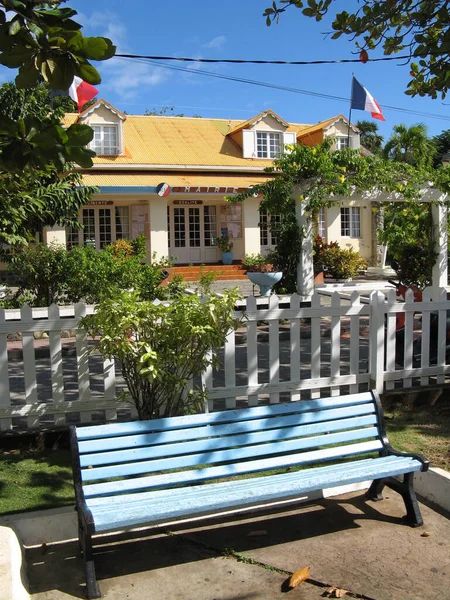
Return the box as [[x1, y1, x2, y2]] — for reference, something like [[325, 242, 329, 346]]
[[288, 566, 310, 588], [325, 586, 350, 598]]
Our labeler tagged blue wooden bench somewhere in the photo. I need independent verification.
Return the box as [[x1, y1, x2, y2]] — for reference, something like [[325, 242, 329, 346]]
[[70, 390, 429, 598]]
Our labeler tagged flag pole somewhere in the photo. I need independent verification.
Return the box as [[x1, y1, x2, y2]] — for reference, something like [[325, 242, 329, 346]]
[[347, 74, 354, 145]]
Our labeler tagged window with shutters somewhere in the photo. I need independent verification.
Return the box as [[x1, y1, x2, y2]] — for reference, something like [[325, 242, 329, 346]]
[[256, 132, 282, 158]]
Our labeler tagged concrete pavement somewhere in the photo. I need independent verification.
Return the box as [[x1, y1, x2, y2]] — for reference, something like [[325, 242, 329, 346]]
[[2, 489, 450, 600]]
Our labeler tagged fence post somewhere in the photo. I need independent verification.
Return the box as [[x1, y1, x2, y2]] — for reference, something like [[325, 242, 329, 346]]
[[369, 290, 385, 394]]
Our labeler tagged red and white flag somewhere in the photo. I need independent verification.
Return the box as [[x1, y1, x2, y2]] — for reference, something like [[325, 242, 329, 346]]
[[69, 76, 98, 112]]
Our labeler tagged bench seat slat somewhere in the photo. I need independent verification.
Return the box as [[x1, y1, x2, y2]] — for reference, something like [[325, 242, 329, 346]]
[[87, 455, 422, 532], [80, 415, 378, 468], [76, 392, 374, 441], [87, 455, 381, 506], [78, 403, 377, 454], [82, 426, 380, 481], [83, 439, 383, 497]]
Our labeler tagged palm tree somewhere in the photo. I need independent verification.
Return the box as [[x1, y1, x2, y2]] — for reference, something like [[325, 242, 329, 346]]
[[383, 123, 436, 168], [356, 120, 383, 154]]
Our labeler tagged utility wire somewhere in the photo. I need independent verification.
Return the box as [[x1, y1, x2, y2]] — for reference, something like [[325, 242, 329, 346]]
[[115, 53, 418, 65], [116, 56, 450, 123]]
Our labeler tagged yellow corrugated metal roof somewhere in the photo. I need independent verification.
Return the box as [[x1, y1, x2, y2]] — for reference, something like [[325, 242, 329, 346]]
[[63, 106, 310, 167], [80, 172, 275, 188]]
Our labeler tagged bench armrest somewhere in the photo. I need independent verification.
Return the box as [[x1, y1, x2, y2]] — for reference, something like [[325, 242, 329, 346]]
[[371, 391, 430, 472]]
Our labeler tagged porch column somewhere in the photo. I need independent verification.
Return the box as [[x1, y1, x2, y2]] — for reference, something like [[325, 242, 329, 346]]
[[431, 201, 448, 297], [148, 196, 169, 260], [243, 196, 261, 255], [295, 194, 314, 297], [43, 225, 66, 246]]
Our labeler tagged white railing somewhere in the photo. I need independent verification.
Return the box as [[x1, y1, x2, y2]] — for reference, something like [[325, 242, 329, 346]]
[[1, 288, 449, 430]]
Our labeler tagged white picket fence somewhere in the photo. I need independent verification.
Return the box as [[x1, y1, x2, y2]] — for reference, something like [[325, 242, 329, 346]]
[[1, 288, 449, 431]]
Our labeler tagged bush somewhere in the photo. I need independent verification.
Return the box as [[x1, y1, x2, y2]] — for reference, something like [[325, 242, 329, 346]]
[[7, 243, 67, 306], [316, 238, 366, 279], [3, 241, 170, 307], [82, 289, 243, 419]]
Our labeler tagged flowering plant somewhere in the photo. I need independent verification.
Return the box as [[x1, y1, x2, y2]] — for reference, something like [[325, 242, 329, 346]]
[[242, 253, 278, 273]]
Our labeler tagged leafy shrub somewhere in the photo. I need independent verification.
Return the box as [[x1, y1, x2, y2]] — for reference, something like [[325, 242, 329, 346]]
[[242, 253, 277, 273], [7, 243, 67, 306], [316, 238, 366, 279], [82, 289, 243, 419], [216, 235, 233, 252], [4, 241, 171, 306]]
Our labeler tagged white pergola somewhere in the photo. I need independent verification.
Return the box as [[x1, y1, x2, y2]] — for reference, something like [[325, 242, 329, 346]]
[[296, 186, 448, 298]]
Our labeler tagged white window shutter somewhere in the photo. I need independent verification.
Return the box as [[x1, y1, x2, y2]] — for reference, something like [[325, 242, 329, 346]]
[[243, 130, 256, 158], [283, 131, 296, 151]]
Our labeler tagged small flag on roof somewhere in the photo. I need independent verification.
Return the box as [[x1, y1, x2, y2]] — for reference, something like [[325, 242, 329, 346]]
[[350, 76, 385, 121], [69, 76, 98, 112]]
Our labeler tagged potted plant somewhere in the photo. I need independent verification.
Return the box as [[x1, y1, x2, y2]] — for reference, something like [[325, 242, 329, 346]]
[[242, 253, 283, 296], [216, 235, 233, 265]]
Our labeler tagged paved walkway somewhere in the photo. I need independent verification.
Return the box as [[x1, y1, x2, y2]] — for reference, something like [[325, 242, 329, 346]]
[[3, 490, 450, 600]]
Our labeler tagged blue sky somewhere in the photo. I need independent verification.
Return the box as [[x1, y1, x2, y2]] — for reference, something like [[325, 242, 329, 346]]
[[2, 0, 450, 141]]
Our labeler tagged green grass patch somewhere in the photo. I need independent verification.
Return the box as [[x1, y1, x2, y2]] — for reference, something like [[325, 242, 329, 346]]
[[0, 449, 74, 516], [384, 398, 450, 471]]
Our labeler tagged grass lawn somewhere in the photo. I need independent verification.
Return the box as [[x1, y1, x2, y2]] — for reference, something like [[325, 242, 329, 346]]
[[384, 393, 450, 471], [0, 449, 74, 516], [0, 394, 448, 516]]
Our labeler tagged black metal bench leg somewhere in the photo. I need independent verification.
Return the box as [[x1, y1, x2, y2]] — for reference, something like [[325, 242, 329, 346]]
[[368, 473, 423, 528], [366, 478, 386, 501], [79, 521, 101, 598], [396, 472, 423, 528]]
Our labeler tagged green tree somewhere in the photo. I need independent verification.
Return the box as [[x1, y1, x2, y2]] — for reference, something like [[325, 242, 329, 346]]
[[263, 1, 450, 98], [432, 129, 450, 168], [0, 1, 115, 170], [383, 123, 436, 168], [356, 120, 383, 155], [230, 140, 440, 292], [0, 82, 97, 247]]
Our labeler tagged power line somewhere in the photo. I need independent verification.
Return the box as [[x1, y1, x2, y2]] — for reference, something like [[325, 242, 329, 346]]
[[115, 56, 450, 123], [115, 53, 416, 66]]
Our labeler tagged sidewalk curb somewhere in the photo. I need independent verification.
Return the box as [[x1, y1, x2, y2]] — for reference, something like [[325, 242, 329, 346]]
[[415, 466, 450, 513]]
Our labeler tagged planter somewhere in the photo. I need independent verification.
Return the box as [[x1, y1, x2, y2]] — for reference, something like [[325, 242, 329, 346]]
[[221, 251, 233, 265], [247, 271, 282, 296]]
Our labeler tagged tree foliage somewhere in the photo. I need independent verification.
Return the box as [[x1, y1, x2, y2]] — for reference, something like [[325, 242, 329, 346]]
[[0, 82, 98, 246], [0, 1, 115, 170], [383, 123, 436, 169], [263, 1, 450, 98], [432, 129, 450, 168], [230, 140, 442, 292], [356, 120, 383, 155], [83, 289, 243, 419]]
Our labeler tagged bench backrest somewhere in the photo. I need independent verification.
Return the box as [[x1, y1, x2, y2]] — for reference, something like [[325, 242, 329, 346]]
[[72, 391, 384, 500]]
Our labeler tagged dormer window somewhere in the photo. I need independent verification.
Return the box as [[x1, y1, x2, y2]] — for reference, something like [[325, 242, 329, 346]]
[[91, 124, 119, 155], [256, 132, 281, 158], [335, 136, 350, 150]]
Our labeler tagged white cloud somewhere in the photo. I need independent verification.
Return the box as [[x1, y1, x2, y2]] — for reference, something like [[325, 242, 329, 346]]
[[100, 58, 171, 100], [203, 35, 226, 50], [77, 10, 129, 52]]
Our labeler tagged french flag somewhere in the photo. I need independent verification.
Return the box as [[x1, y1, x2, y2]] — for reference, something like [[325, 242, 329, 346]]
[[350, 77, 385, 121], [69, 76, 98, 112]]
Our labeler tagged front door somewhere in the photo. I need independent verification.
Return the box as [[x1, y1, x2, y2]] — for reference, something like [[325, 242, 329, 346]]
[[172, 207, 202, 263]]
